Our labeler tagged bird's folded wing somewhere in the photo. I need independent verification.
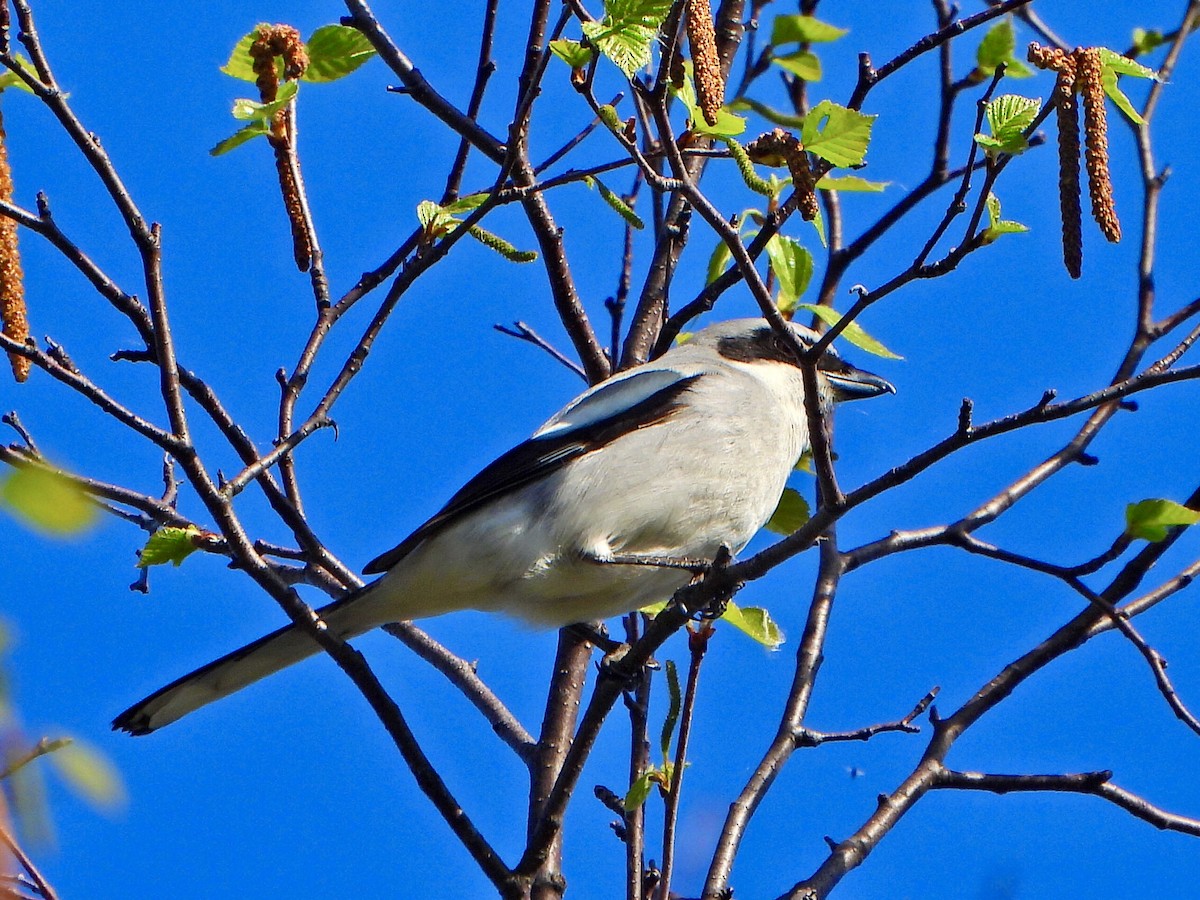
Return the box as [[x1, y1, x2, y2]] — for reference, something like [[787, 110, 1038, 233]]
[[362, 368, 703, 575]]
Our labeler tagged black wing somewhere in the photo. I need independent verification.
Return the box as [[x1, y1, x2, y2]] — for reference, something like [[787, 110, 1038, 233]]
[[362, 372, 702, 574]]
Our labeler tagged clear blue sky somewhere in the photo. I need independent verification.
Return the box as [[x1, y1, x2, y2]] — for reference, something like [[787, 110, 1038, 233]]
[[3, 2, 1200, 897]]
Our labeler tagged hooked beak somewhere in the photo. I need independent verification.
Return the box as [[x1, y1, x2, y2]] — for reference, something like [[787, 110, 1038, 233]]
[[825, 364, 895, 402]]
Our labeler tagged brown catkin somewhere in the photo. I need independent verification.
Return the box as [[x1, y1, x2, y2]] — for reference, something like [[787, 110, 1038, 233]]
[[686, 0, 723, 127], [1076, 48, 1121, 243], [1055, 64, 1083, 278], [745, 128, 818, 220], [249, 25, 312, 272], [1026, 42, 1071, 74], [0, 104, 28, 383]]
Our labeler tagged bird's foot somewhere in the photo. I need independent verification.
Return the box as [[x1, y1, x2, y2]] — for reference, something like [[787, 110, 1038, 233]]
[[581, 548, 713, 574], [566, 621, 623, 654]]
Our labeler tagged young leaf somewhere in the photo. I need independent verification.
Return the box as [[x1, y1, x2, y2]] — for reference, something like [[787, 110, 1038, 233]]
[[624, 770, 657, 810], [302, 24, 377, 82], [416, 199, 448, 230], [720, 602, 785, 649], [210, 120, 270, 156], [671, 61, 746, 137], [1096, 47, 1159, 80], [441, 193, 490, 215], [800, 100, 875, 167], [815, 174, 889, 192], [0, 466, 96, 535], [1131, 28, 1167, 57], [693, 106, 749, 138], [975, 20, 1032, 78], [138, 526, 204, 568], [1096, 48, 1157, 125], [771, 15, 848, 45], [765, 234, 814, 311], [794, 303, 903, 359], [581, 0, 673, 77], [773, 50, 822, 82], [47, 740, 125, 809], [975, 93, 1041, 155], [0, 55, 39, 94], [549, 38, 594, 69], [728, 97, 807, 129], [706, 239, 733, 285], [231, 80, 298, 121], [765, 487, 810, 535], [982, 192, 1029, 242], [221, 30, 263, 82], [1125, 498, 1200, 542]]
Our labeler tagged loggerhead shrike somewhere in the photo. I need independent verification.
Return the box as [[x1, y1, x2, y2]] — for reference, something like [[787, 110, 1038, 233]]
[[114, 318, 893, 734]]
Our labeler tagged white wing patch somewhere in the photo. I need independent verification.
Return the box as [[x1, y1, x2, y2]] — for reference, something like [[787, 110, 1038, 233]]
[[533, 367, 696, 439]]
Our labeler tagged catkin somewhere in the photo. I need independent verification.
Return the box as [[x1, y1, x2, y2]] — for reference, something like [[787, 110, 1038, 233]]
[[0, 103, 28, 383], [249, 25, 313, 272], [1076, 48, 1121, 243], [745, 129, 819, 220], [686, 0, 723, 127], [1055, 64, 1083, 278]]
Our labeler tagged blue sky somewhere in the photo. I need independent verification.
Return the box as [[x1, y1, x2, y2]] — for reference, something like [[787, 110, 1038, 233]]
[[3, 1, 1200, 897]]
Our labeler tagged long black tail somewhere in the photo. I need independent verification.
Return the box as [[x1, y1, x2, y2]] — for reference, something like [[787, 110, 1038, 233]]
[[113, 588, 374, 735]]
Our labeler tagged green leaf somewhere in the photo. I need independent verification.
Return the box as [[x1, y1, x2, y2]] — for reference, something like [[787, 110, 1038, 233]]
[[581, 0, 673, 77], [416, 199, 446, 229], [974, 93, 1041, 156], [815, 174, 889, 193], [624, 770, 657, 810], [301, 24, 377, 82], [47, 740, 125, 809], [728, 98, 807, 129], [975, 20, 1032, 78], [706, 239, 732, 285], [800, 100, 875, 167], [772, 50, 822, 82], [765, 234, 813, 311], [1096, 48, 1158, 125], [982, 192, 1029, 243], [1099, 68, 1143, 124], [1125, 498, 1200, 542], [0, 466, 96, 535], [231, 79, 298, 121], [771, 15, 848, 45], [1096, 47, 1159, 80], [210, 120, 270, 156], [1131, 28, 1167, 57], [765, 487, 810, 535], [0, 55, 39, 94], [586, 176, 645, 229], [138, 526, 203, 568], [671, 61, 746, 137], [221, 30, 263, 82], [549, 38, 594, 69], [661, 659, 681, 761], [692, 105, 748, 138], [441, 193, 490, 215], [810, 202, 827, 247], [596, 103, 623, 132], [794, 303, 903, 359], [720, 602, 785, 649]]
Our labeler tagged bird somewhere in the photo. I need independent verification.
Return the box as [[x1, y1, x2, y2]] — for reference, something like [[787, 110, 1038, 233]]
[[113, 317, 893, 734]]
